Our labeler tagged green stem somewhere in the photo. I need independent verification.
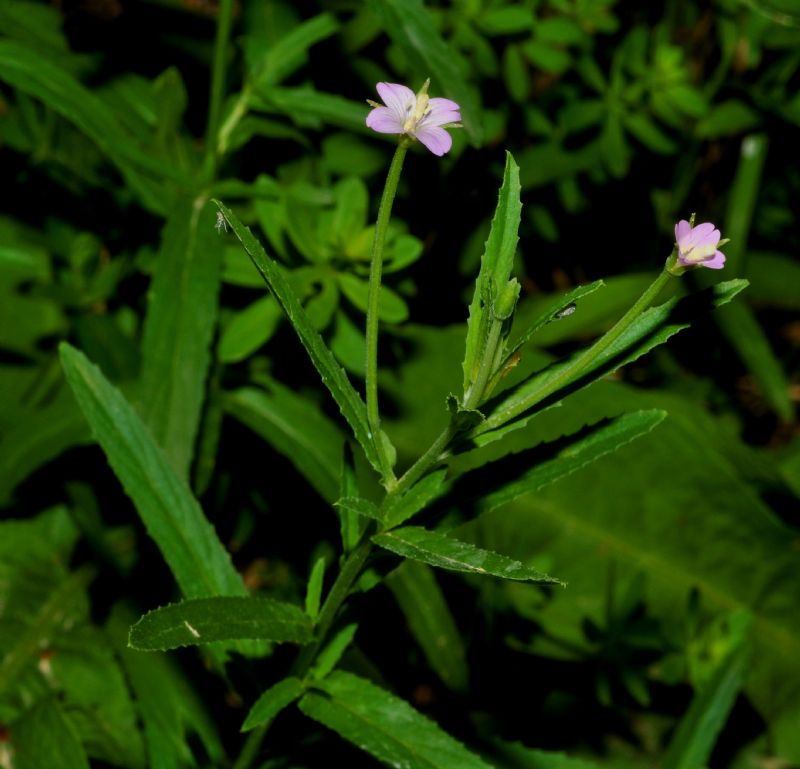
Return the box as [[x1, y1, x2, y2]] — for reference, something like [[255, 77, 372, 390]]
[[478, 267, 675, 433], [388, 420, 458, 503], [365, 142, 409, 483], [203, 0, 235, 182]]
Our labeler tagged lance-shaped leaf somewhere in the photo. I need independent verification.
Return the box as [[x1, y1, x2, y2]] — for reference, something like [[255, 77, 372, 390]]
[[381, 468, 450, 529], [469, 410, 668, 515], [214, 202, 382, 475], [242, 677, 306, 732], [140, 197, 223, 480], [473, 279, 748, 445], [299, 671, 492, 769], [462, 152, 522, 396], [59, 343, 246, 600], [129, 597, 312, 651], [373, 526, 561, 583]]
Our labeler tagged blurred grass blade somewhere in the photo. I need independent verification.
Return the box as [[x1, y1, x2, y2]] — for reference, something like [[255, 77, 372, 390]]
[[225, 381, 345, 504], [129, 597, 313, 651], [662, 613, 752, 769], [299, 671, 492, 769], [59, 343, 246, 600], [242, 677, 306, 732], [473, 410, 668, 514], [9, 699, 89, 769], [214, 201, 381, 474], [373, 526, 561, 583], [367, 0, 483, 144], [463, 152, 521, 394], [140, 197, 224, 480], [387, 561, 469, 692]]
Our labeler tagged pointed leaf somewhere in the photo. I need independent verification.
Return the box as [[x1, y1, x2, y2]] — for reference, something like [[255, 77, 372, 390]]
[[305, 556, 327, 622], [311, 623, 358, 681], [382, 468, 450, 529], [129, 597, 312, 651], [242, 677, 306, 732], [373, 526, 561, 583], [140, 198, 223, 479], [463, 152, 521, 393], [299, 671, 492, 769], [335, 495, 383, 522], [59, 343, 246, 600], [214, 202, 381, 474]]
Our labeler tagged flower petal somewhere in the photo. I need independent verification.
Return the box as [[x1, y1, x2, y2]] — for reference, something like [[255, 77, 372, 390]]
[[366, 106, 404, 134], [675, 220, 691, 243], [426, 97, 461, 124], [375, 82, 415, 119], [414, 125, 453, 156], [702, 250, 726, 269], [687, 222, 717, 246]]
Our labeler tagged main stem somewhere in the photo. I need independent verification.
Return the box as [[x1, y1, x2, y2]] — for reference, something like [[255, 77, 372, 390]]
[[203, 0, 235, 182], [365, 142, 409, 483]]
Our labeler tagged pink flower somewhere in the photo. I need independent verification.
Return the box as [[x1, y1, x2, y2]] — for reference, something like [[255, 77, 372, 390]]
[[366, 80, 462, 156], [674, 220, 726, 269]]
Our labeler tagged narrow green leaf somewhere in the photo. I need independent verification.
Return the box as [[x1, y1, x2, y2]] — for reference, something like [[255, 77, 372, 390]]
[[473, 411, 668, 515], [252, 13, 339, 87], [335, 496, 383, 522], [311, 623, 358, 681], [59, 343, 246, 600], [474, 280, 748, 441], [305, 557, 327, 622], [662, 613, 752, 769], [339, 444, 367, 552], [493, 743, 602, 768], [10, 699, 89, 769], [387, 561, 469, 691], [242, 677, 306, 732], [463, 152, 522, 393], [214, 202, 381, 474], [373, 526, 561, 583], [382, 468, 450, 529], [129, 597, 312, 651], [252, 86, 368, 132], [225, 382, 345, 504], [367, 0, 482, 144], [140, 197, 223, 480], [299, 671, 492, 769]]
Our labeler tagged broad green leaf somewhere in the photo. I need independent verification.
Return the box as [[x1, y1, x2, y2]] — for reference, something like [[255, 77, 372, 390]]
[[387, 561, 468, 691], [218, 295, 282, 362], [242, 677, 306, 732], [225, 382, 345, 504], [696, 99, 760, 139], [140, 197, 223, 479], [337, 272, 409, 323], [251, 12, 339, 87], [299, 671, 492, 769], [382, 468, 450, 528], [474, 279, 748, 442], [470, 410, 668, 515], [10, 699, 89, 769], [214, 202, 381, 474], [373, 526, 561, 583], [129, 597, 312, 651], [305, 557, 327, 622], [59, 343, 246, 600], [367, 0, 483, 144], [663, 612, 751, 769], [463, 152, 522, 394]]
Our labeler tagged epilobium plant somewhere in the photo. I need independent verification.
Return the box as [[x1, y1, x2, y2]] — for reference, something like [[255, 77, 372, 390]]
[[56, 71, 748, 769]]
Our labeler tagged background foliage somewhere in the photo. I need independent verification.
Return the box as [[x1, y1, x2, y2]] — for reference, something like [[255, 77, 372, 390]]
[[0, 1, 798, 768]]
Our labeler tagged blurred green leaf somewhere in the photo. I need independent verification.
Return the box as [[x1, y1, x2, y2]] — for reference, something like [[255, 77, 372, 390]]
[[140, 198, 224, 479], [218, 295, 282, 362], [696, 100, 761, 138], [387, 561, 469, 691], [242, 677, 306, 732], [337, 273, 409, 323], [129, 597, 312, 651], [299, 671, 492, 769], [225, 382, 345, 504], [252, 87, 368, 133], [367, 0, 483, 144], [305, 556, 327, 622], [215, 201, 382, 475], [373, 526, 561, 583], [9, 699, 89, 769], [746, 252, 800, 309], [59, 343, 247, 600]]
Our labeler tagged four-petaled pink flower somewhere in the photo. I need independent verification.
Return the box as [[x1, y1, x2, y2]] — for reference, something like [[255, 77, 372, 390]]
[[675, 220, 726, 269], [366, 80, 462, 157]]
